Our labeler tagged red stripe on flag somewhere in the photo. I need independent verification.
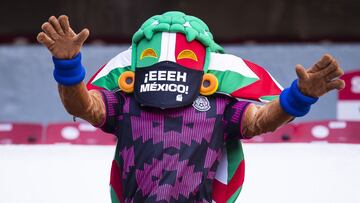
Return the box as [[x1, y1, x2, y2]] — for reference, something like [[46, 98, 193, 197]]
[[231, 60, 282, 101], [175, 33, 206, 71], [110, 159, 123, 202], [212, 179, 227, 203], [226, 160, 245, 200]]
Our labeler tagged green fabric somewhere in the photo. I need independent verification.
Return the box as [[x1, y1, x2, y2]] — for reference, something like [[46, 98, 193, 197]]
[[110, 186, 121, 203], [136, 32, 162, 68], [260, 95, 279, 102], [113, 141, 121, 163], [226, 140, 244, 182], [110, 142, 122, 202], [208, 70, 258, 94], [92, 66, 131, 90], [203, 47, 211, 73], [227, 186, 243, 203]]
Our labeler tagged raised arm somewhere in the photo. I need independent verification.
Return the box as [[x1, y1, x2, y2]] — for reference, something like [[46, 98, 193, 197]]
[[37, 15, 105, 126], [242, 54, 345, 137]]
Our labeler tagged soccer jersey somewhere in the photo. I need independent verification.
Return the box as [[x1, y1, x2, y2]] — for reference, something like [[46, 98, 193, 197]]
[[99, 90, 250, 203]]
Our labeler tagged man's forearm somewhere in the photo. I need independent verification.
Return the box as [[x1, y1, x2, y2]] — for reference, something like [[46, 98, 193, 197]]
[[58, 82, 105, 126], [242, 99, 293, 137]]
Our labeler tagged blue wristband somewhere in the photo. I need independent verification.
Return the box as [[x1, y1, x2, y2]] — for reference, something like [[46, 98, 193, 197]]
[[52, 53, 86, 86], [280, 79, 318, 117]]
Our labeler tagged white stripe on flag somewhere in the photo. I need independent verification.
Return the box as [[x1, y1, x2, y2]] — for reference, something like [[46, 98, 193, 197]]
[[159, 32, 176, 63], [268, 70, 284, 90], [167, 33, 176, 62], [93, 48, 132, 82], [208, 53, 259, 79], [215, 149, 228, 185], [159, 32, 169, 62]]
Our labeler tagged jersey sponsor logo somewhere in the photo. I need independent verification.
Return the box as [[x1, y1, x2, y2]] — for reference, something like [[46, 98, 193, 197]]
[[193, 96, 211, 112]]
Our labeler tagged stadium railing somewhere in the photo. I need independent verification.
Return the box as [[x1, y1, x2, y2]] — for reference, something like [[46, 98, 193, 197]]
[[0, 122, 43, 144], [1, 120, 359, 145]]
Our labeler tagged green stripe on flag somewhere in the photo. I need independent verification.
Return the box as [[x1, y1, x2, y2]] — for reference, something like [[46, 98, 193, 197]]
[[260, 95, 279, 102], [227, 186, 243, 203], [92, 66, 131, 90], [110, 186, 121, 203], [208, 70, 258, 94], [226, 140, 244, 181]]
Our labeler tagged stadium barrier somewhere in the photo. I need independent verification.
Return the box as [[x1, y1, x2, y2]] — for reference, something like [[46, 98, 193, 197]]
[[243, 120, 360, 144], [242, 124, 295, 143], [0, 120, 359, 145], [45, 122, 116, 145], [295, 120, 360, 143], [0, 123, 43, 144]]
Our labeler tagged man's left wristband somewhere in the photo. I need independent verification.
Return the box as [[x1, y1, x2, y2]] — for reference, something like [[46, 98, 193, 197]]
[[52, 53, 86, 86]]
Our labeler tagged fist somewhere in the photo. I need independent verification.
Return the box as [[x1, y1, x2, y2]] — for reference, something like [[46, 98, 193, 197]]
[[295, 54, 345, 98], [37, 15, 89, 59]]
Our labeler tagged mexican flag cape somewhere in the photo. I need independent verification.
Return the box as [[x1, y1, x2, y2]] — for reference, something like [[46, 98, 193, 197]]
[[86, 47, 283, 202]]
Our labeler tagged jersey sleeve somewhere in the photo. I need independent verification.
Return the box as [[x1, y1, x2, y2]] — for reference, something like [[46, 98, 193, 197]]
[[223, 99, 251, 140], [98, 90, 125, 134]]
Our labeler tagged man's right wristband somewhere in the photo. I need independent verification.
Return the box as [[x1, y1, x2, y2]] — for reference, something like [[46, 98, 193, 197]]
[[53, 53, 86, 86], [279, 79, 318, 117]]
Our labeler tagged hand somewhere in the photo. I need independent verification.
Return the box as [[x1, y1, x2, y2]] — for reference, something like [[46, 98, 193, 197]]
[[37, 15, 89, 59], [295, 54, 345, 98]]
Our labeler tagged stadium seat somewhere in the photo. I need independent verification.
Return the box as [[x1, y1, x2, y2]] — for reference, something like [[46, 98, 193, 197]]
[[0, 123, 43, 144], [45, 122, 116, 145], [242, 123, 296, 143], [294, 120, 360, 143]]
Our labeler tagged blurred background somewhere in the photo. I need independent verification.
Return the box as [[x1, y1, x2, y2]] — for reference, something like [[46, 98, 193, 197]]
[[0, 0, 360, 203]]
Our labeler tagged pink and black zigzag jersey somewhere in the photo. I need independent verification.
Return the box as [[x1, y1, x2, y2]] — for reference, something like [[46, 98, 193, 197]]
[[99, 90, 250, 203]]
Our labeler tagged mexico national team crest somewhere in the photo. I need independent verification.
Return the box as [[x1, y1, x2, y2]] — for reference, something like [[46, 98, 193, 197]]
[[193, 96, 211, 112]]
